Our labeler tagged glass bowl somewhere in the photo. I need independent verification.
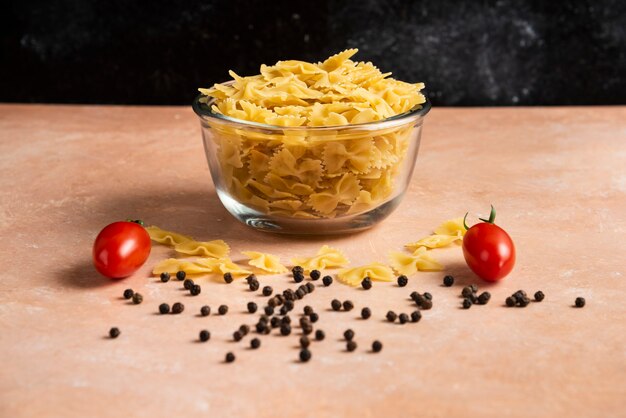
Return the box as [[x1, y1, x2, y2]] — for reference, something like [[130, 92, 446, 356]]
[[192, 92, 431, 234]]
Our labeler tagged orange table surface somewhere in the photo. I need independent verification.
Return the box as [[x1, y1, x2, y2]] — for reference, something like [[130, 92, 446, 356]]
[[0, 104, 625, 418]]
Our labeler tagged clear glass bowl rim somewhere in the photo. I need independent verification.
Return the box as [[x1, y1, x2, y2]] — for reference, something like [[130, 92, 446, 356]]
[[192, 84, 431, 132]]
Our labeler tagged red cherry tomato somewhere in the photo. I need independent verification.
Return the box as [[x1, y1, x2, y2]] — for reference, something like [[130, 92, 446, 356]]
[[93, 220, 151, 279], [462, 206, 515, 282]]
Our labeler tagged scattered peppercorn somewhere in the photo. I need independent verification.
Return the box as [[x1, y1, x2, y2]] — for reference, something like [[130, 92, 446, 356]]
[[247, 302, 258, 314], [505, 296, 516, 307], [159, 303, 170, 314], [461, 286, 473, 298], [251, 338, 261, 349], [259, 314, 269, 323], [190, 284, 201, 296], [239, 324, 250, 335], [410, 291, 419, 301], [534, 291, 545, 302], [421, 299, 433, 310], [262, 286, 273, 297], [518, 296, 530, 307], [280, 324, 292, 336], [410, 310, 422, 322], [361, 277, 372, 290], [470, 284, 479, 293], [399, 313, 409, 324], [343, 300, 354, 311], [109, 327, 120, 338], [225, 352, 235, 363], [132, 293, 143, 304], [255, 322, 267, 334], [270, 316, 281, 328], [315, 329, 325, 341], [331, 299, 342, 311], [305, 282, 315, 293], [443, 275, 454, 287], [372, 340, 383, 352], [477, 292, 491, 305], [303, 305, 314, 315], [223, 272, 233, 283], [413, 293, 425, 306], [361, 307, 372, 319], [199, 330, 210, 342], [423, 292, 432, 301], [123, 289, 134, 299], [176, 271, 186, 281], [575, 297, 586, 308], [293, 272, 305, 283], [322, 275, 333, 286], [462, 298, 472, 309], [397, 275, 408, 287], [310, 270, 321, 280], [300, 317, 310, 328], [292, 266, 304, 276], [295, 288, 306, 299], [300, 349, 311, 362], [298, 337, 310, 349], [346, 341, 357, 352], [309, 312, 319, 323], [218, 305, 228, 315], [183, 279, 194, 290], [160, 272, 170, 283], [344, 329, 355, 341], [245, 274, 256, 283], [233, 331, 243, 342], [284, 300, 294, 311], [264, 306, 274, 316], [249, 281, 260, 292], [279, 306, 289, 316], [281, 316, 291, 325], [386, 311, 397, 322]]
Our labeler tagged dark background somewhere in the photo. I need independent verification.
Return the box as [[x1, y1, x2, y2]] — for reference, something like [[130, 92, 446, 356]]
[[2, 0, 625, 106]]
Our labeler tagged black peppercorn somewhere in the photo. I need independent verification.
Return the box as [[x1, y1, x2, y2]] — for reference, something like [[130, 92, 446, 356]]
[[190, 284, 201, 296], [443, 275, 454, 287], [285, 300, 295, 311], [283, 289, 295, 301], [518, 296, 531, 307], [372, 340, 383, 352], [259, 314, 269, 323], [346, 341, 357, 352], [361, 307, 372, 319], [225, 352, 235, 363], [176, 271, 186, 281], [399, 313, 409, 324], [361, 277, 372, 290], [410, 291, 419, 301], [302, 324, 313, 335], [270, 316, 281, 328], [160, 272, 170, 283], [303, 305, 313, 315], [280, 324, 291, 336], [123, 289, 134, 299], [199, 305, 210, 316], [386, 311, 397, 322], [315, 329, 325, 341], [239, 324, 250, 335], [343, 300, 354, 311], [575, 297, 586, 308], [505, 296, 516, 307], [421, 299, 433, 310], [247, 302, 258, 314], [233, 331, 243, 342], [294, 288, 304, 299], [159, 303, 170, 314], [249, 281, 260, 292], [306, 282, 315, 293], [310, 270, 321, 280], [218, 305, 228, 315], [172, 302, 184, 314], [534, 291, 545, 302], [223, 272, 233, 283], [264, 306, 274, 316], [309, 312, 319, 323], [300, 316, 310, 327], [322, 275, 333, 286], [199, 330, 210, 342], [331, 299, 342, 311], [410, 310, 422, 322], [477, 292, 491, 305], [279, 306, 289, 316], [255, 322, 267, 334], [262, 286, 273, 297], [300, 349, 311, 362], [292, 266, 304, 276], [245, 274, 256, 283], [109, 327, 120, 338], [413, 293, 425, 307], [293, 272, 305, 283], [132, 293, 143, 304], [344, 329, 355, 341], [298, 336, 309, 349], [423, 292, 432, 301], [397, 275, 408, 287], [250, 338, 261, 349], [461, 287, 473, 298], [462, 298, 472, 309], [183, 279, 194, 290]]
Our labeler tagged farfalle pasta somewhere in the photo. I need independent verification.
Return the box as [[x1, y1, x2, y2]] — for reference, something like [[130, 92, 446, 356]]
[[290, 245, 349, 272], [336, 263, 394, 287], [389, 247, 443, 275], [174, 240, 230, 258], [196, 49, 426, 220], [241, 251, 288, 273]]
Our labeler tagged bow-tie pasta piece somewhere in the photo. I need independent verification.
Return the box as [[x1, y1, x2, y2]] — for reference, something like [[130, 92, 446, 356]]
[[389, 247, 443, 275], [146, 226, 193, 246], [174, 240, 230, 258], [337, 263, 395, 287], [291, 245, 350, 272], [242, 251, 288, 274]]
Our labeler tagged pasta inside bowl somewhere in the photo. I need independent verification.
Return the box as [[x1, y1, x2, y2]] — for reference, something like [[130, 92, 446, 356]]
[[192, 50, 431, 234]]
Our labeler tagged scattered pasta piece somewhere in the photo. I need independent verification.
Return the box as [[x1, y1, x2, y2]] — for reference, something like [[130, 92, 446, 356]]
[[241, 251, 288, 274], [290, 245, 350, 272], [152, 258, 216, 275], [404, 217, 466, 251], [174, 240, 230, 258], [337, 263, 394, 287], [389, 247, 443, 275], [213, 258, 253, 276], [434, 217, 466, 237], [146, 226, 193, 246]]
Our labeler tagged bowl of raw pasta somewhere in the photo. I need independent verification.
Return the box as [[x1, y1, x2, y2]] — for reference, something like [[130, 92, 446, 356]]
[[192, 49, 431, 234]]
